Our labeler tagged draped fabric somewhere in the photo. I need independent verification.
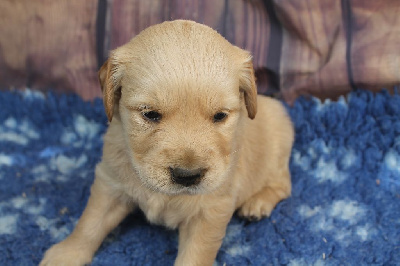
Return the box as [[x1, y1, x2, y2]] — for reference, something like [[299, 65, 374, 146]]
[[1, 0, 399, 102]]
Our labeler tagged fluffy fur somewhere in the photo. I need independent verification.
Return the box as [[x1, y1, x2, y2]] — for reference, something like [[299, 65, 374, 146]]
[[40, 20, 294, 266]]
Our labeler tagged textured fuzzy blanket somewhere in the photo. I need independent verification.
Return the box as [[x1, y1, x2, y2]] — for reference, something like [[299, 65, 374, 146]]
[[0, 89, 399, 265]]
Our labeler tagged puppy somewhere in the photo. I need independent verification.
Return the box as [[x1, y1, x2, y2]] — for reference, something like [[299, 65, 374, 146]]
[[40, 20, 294, 266]]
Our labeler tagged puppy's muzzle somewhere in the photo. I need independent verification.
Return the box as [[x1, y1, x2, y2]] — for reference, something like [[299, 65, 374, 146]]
[[169, 167, 207, 187]]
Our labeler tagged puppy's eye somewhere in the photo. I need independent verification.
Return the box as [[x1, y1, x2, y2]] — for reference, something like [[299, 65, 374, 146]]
[[143, 111, 162, 122], [213, 112, 228, 123]]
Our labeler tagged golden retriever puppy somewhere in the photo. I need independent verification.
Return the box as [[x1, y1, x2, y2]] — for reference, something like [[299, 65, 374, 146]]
[[40, 20, 294, 266]]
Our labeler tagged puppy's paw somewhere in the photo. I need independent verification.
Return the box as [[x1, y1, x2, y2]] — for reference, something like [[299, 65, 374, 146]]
[[237, 193, 274, 221], [40, 241, 93, 266], [237, 185, 290, 221]]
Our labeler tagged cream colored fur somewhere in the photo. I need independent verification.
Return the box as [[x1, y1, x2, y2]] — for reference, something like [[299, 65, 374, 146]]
[[40, 20, 294, 266]]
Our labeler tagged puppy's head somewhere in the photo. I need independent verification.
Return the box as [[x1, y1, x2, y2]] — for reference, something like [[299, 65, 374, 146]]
[[99, 20, 257, 195]]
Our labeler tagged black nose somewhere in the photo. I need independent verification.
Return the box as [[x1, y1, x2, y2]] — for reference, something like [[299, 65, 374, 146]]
[[169, 167, 206, 187]]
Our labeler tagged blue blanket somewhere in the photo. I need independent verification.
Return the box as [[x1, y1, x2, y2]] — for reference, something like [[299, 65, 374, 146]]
[[0, 89, 399, 265]]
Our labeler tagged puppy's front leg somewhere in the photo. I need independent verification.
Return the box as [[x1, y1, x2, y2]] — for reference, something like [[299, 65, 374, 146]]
[[175, 204, 233, 266], [40, 176, 133, 266]]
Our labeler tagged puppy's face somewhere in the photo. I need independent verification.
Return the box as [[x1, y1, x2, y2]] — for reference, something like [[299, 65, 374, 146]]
[[99, 20, 257, 195], [118, 70, 243, 195]]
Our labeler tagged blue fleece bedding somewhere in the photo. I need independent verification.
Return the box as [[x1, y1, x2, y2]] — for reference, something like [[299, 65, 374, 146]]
[[0, 89, 399, 265]]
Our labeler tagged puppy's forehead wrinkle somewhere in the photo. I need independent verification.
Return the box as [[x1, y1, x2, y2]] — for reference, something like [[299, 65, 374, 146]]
[[124, 62, 236, 98], [115, 21, 243, 91]]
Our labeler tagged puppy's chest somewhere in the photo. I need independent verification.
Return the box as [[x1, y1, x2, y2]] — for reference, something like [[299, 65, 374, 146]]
[[132, 191, 196, 229]]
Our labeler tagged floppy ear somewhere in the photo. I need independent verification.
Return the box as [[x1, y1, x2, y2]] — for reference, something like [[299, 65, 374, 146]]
[[238, 54, 258, 119], [98, 54, 123, 122]]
